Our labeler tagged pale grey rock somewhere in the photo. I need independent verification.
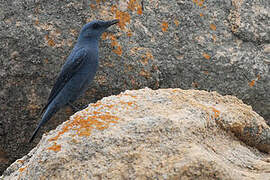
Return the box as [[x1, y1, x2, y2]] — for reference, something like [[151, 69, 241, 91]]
[[2, 88, 270, 179]]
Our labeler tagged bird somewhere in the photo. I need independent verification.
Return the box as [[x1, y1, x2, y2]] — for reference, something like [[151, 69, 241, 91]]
[[29, 19, 119, 143]]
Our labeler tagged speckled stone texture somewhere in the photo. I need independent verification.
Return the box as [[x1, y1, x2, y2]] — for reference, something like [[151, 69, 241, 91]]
[[1, 88, 270, 179], [0, 0, 269, 174]]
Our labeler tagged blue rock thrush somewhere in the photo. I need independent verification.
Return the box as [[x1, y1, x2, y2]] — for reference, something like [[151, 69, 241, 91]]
[[29, 19, 119, 143]]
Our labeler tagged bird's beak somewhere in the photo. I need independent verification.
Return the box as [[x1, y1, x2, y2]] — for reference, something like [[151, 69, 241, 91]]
[[105, 19, 119, 27]]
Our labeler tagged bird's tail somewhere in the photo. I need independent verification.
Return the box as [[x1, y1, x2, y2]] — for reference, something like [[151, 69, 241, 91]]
[[29, 104, 58, 143]]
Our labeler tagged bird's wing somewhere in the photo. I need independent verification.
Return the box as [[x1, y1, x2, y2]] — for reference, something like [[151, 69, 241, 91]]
[[40, 48, 87, 115]]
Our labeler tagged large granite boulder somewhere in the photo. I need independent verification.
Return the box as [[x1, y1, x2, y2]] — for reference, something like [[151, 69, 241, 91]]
[[2, 88, 270, 179], [0, 0, 269, 174]]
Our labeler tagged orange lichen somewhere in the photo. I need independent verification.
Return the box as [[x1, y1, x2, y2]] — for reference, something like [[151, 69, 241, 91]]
[[140, 51, 153, 65], [110, 3, 130, 29], [120, 101, 136, 106], [211, 107, 220, 119], [35, 19, 39, 25], [198, 1, 204, 6], [140, 59, 147, 66], [113, 46, 122, 56], [140, 56, 148, 65], [111, 5, 117, 13], [101, 32, 109, 40], [120, 101, 137, 110], [146, 52, 154, 59], [45, 35, 55, 47], [203, 53, 211, 60], [114, 10, 130, 30], [193, 0, 205, 7], [137, 5, 143, 15], [28, 104, 39, 113], [48, 39, 55, 47], [174, 19, 179, 27], [210, 23, 216, 31], [70, 112, 118, 137], [90, 101, 102, 108], [119, 93, 137, 98], [67, 39, 73, 47], [17, 160, 25, 163], [90, 4, 96, 9], [43, 58, 48, 64], [127, 30, 132, 37], [212, 34, 217, 43], [139, 70, 151, 78], [49, 99, 137, 142], [249, 80, 255, 87], [19, 167, 26, 172], [161, 21, 169, 32], [127, 0, 142, 15], [249, 74, 261, 87], [140, 52, 154, 65], [70, 29, 78, 37], [111, 40, 118, 47], [96, 75, 107, 85], [128, 0, 136, 10], [110, 34, 116, 41], [48, 143, 61, 152], [126, 64, 133, 71], [110, 34, 122, 56], [172, 89, 180, 93]]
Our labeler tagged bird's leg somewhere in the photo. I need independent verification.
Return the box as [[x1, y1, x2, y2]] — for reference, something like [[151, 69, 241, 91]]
[[68, 102, 88, 112], [67, 102, 80, 112], [80, 104, 88, 109]]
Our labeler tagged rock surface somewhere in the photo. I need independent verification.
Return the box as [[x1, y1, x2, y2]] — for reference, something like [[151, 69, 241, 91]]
[[2, 88, 270, 179], [1, 0, 270, 174]]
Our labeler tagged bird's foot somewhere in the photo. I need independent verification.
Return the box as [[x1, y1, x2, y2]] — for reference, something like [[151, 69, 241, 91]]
[[68, 102, 80, 112], [68, 102, 88, 112]]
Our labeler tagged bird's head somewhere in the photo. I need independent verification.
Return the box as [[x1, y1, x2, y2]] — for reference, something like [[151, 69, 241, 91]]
[[78, 19, 119, 41]]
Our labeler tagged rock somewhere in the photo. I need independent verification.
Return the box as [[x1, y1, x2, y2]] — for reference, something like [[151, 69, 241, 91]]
[[1, 0, 270, 174], [2, 88, 270, 179]]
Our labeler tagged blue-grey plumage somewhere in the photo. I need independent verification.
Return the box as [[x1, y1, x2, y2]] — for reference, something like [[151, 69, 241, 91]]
[[29, 19, 119, 143]]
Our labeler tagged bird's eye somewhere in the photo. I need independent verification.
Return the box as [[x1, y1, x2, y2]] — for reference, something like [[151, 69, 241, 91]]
[[93, 23, 100, 29]]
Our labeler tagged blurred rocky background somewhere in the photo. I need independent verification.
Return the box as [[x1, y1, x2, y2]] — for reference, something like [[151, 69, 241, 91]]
[[0, 0, 269, 174]]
